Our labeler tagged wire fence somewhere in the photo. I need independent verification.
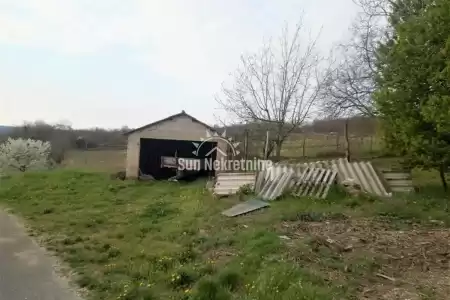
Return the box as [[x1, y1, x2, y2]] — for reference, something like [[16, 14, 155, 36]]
[[230, 131, 382, 161]]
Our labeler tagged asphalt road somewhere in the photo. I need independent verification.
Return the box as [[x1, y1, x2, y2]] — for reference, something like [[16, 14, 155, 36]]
[[0, 211, 83, 300]]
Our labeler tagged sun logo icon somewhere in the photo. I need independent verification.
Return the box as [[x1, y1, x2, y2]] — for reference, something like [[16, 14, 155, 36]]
[[192, 130, 240, 157]]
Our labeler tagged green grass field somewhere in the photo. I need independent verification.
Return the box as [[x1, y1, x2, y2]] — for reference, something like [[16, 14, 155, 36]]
[[236, 132, 383, 160], [63, 149, 126, 172], [0, 170, 449, 299]]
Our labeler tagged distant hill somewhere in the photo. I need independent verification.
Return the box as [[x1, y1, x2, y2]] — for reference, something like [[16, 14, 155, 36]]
[[0, 125, 13, 134]]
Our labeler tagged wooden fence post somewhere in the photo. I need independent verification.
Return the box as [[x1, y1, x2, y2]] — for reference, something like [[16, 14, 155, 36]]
[[336, 134, 340, 151], [264, 131, 270, 159], [302, 135, 307, 158], [243, 130, 249, 160], [344, 119, 351, 162]]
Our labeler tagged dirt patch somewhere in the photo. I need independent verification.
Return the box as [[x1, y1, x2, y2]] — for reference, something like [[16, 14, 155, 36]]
[[279, 218, 450, 299]]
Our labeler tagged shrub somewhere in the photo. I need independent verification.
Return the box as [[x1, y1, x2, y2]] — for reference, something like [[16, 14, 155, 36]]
[[0, 138, 51, 173]]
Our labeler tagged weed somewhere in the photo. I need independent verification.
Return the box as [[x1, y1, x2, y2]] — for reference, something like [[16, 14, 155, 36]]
[[154, 256, 175, 271], [245, 263, 337, 300], [237, 184, 253, 196], [108, 247, 121, 258], [191, 277, 230, 300], [218, 269, 242, 291], [197, 262, 216, 275], [119, 283, 156, 300], [141, 201, 180, 220], [76, 273, 98, 289], [170, 267, 198, 289], [177, 246, 197, 264], [42, 207, 55, 214]]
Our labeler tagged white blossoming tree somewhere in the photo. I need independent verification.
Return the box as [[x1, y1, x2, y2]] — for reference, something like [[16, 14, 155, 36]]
[[0, 138, 52, 173]]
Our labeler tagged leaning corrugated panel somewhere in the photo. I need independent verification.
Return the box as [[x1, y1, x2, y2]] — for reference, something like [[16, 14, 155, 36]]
[[330, 159, 389, 197]]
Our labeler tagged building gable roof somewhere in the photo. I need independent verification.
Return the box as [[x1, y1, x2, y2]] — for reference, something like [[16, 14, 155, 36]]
[[124, 111, 218, 136]]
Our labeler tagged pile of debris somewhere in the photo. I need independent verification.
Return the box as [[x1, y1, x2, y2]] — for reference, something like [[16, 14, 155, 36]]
[[261, 158, 391, 198], [218, 158, 412, 217]]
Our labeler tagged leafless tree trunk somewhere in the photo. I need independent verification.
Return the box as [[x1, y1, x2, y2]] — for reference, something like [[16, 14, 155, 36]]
[[217, 20, 328, 159]]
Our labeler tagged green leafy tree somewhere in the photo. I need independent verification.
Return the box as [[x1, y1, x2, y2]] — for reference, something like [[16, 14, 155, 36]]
[[375, 0, 450, 190]]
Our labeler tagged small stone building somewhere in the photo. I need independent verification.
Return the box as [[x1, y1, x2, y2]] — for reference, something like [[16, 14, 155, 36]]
[[124, 111, 227, 179]]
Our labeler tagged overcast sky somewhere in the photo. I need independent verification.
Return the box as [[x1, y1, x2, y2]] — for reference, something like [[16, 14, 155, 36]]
[[0, 0, 360, 129]]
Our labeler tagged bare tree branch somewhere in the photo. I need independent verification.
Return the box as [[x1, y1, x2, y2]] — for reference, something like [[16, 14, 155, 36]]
[[217, 20, 328, 158], [322, 0, 391, 118]]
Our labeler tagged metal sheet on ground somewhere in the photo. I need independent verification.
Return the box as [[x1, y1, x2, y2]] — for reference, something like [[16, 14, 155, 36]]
[[222, 199, 270, 217]]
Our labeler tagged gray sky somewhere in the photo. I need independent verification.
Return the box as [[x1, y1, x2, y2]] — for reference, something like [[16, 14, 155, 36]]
[[0, 0, 360, 129]]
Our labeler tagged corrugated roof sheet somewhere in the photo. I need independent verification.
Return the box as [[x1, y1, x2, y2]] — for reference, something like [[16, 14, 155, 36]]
[[266, 158, 390, 197], [332, 159, 389, 197], [257, 171, 295, 201], [214, 172, 256, 196], [222, 199, 269, 217], [254, 170, 267, 194], [291, 168, 337, 199], [257, 167, 337, 200]]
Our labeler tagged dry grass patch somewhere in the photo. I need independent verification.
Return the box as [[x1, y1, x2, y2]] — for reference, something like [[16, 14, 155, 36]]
[[280, 217, 450, 299]]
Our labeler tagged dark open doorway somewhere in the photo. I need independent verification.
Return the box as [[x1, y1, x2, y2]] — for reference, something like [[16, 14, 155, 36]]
[[139, 138, 217, 180]]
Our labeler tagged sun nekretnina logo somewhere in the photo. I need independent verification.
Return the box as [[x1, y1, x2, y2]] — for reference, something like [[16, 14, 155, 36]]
[[192, 130, 240, 157]]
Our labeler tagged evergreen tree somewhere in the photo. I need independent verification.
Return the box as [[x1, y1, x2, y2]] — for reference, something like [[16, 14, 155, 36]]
[[375, 0, 450, 190]]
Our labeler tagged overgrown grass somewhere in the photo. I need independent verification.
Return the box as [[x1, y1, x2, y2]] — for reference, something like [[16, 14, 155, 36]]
[[0, 170, 448, 299]]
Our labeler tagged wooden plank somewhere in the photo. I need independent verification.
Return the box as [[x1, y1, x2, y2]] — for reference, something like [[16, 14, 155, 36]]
[[383, 173, 411, 180], [287, 171, 298, 190], [321, 171, 337, 199], [315, 169, 331, 198], [302, 168, 321, 196], [270, 171, 295, 200], [267, 172, 291, 200], [296, 168, 315, 196], [293, 168, 310, 192], [391, 187, 414, 192], [299, 168, 317, 196], [309, 168, 326, 196], [388, 180, 413, 187]]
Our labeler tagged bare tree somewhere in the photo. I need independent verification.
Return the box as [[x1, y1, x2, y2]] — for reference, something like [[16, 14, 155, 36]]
[[217, 21, 328, 158], [322, 0, 391, 117]]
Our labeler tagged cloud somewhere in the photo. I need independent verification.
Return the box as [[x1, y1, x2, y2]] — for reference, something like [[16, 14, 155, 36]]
[[0, 0, 353, 81], [0, 0, 359, 127]]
